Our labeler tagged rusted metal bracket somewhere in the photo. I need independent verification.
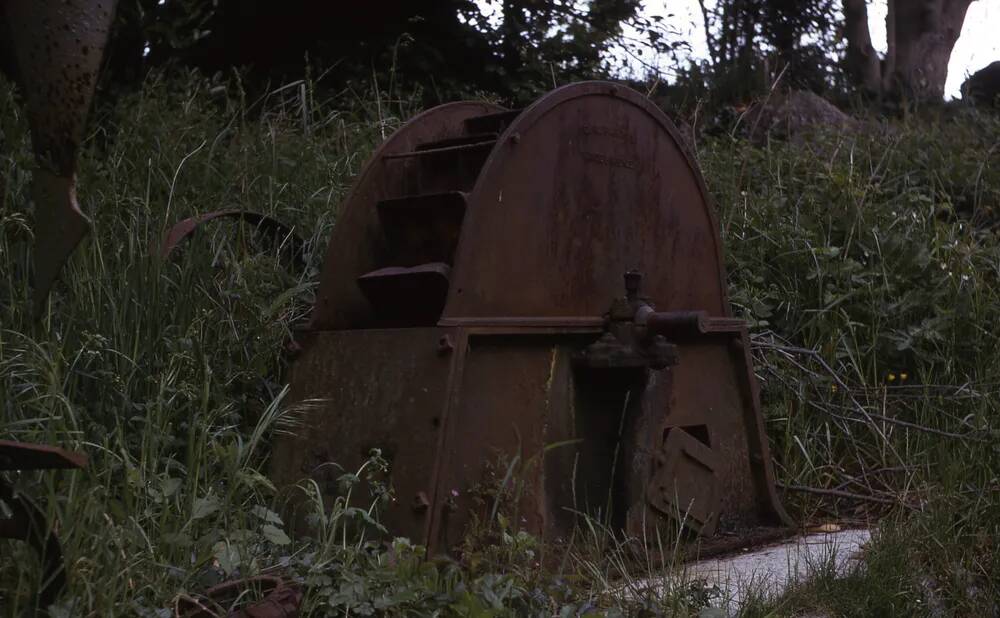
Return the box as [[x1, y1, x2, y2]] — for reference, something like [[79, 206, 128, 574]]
[[0, 440, 87, 610], [175, 575, 302, 618]]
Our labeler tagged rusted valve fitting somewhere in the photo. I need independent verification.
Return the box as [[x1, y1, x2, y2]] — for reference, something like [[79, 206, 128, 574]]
[[575, 271, 678, 371]]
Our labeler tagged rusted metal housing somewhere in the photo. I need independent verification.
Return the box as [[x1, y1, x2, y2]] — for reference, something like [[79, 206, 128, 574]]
[[271, 82, 791, 552]]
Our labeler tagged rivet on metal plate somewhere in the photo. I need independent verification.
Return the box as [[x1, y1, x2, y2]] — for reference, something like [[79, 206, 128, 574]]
[[437, 335, 454, 355]]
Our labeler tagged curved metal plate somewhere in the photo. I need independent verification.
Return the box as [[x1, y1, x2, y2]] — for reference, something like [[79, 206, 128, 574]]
[[444, 81, 731, 320]]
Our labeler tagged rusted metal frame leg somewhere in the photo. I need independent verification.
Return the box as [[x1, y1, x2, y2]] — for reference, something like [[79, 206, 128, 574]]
[[0, 482, 68, 611], [730, 329, 794, 527], [423, 327, 467, 555], [424, 323, 607, 552]]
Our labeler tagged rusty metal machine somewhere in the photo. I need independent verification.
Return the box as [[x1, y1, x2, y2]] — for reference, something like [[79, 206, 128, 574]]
[[271, 82, 791, 552]]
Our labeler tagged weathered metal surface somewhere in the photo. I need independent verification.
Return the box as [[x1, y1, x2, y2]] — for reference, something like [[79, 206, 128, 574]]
[[647, 426, 721, 535], [0, 440, 86, 608], [357, 263, 451, 326], [275, 82, 791, 554], [311, 101, 504, 330], [160, 210, 305, 270], [270, 328, 456, 543], [443, 82, 729, 321], [176, 575, 302, 618], [376, 192, 467, 266], [4, 0, 117, 315]]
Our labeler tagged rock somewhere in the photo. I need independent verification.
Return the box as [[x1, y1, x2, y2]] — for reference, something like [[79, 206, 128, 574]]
[[743, 90, 858, 144], [961, 61, 1000, 107]]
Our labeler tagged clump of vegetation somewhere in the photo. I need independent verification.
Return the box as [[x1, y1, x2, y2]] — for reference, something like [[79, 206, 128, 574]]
[[704, 109, 1000, 614], [1, 70, 998, 616]]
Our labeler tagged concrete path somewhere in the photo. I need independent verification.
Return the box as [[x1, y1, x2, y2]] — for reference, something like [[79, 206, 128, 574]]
[[623, 528, 871, 616], [685, 528, 870, 613]]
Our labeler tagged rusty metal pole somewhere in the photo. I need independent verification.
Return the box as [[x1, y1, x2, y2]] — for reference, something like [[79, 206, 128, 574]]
[[4, 0, 116, 317]]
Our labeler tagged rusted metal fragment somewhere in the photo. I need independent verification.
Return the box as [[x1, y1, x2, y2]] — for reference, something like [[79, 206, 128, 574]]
[[176, 575, 302, 618], [28, 170, 90, 317], [0, 483, 68, 610], [160, 210, 305, 271], [0, 440, 87, 608], [0, 439, 87, 471], [5, 0, 117, 316], [644, 310, 747, 339]]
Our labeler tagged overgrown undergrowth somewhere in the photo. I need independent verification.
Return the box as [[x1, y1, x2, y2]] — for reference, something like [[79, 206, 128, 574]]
[[1, 72, 998, 616]]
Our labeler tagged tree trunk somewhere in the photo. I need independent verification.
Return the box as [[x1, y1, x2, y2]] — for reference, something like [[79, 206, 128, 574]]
[[888, 0, 975, 100], [500, 0, 524, 80], [843, 0, 882, 94], [842, 0, 975, 101]]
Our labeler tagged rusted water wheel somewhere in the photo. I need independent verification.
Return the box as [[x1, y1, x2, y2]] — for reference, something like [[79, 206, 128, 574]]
[[273, 82, 791, 554]]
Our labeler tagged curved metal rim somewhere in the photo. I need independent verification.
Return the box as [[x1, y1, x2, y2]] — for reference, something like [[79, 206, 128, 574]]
[[160, 210, 305, 272], [461, 80, 733, 316]]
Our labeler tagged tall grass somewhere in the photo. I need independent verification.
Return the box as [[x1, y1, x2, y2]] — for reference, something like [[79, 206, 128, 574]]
[[1, 70, 999, 616], [0, 70, 391, 615], [706, 109, 1000, 615]]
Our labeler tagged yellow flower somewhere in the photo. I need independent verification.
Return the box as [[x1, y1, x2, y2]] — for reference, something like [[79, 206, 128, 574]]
[[900, 372, 909, 381], [887, 373, 896, 382]]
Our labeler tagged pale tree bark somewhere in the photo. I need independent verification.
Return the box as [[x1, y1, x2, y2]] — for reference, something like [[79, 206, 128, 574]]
[[888, 0, 976, 100], [884, 0, 896, 83], [842, 0, 977, 101], [843, 0, 882, 94]]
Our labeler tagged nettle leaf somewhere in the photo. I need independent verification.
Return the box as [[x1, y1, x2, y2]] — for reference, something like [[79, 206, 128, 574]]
[[337, 472, 361, 491], [162, 477, 182, 498], [262, 524, 291, 546], [162, 532, 192, 548], [251, 505, 284, 525], [192, 495, 221, 520], [345, 507, 388, 533], [212, 541, 241, 575], [237, 469, 276, 492]]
